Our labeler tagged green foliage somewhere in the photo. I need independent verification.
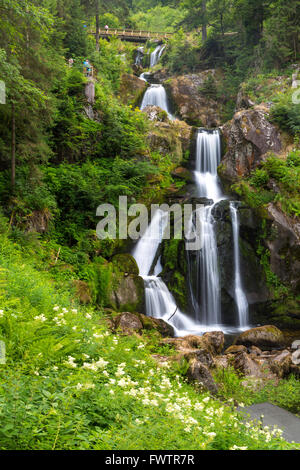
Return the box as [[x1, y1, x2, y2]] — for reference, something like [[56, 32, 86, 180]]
[[161, 30, 199, 74], [271, 101, 300, 137], [199, 74, 218, 98], [250, 168, 269, 188], [43, 158, 157, 244], [0, 234, 297, 450], [130, 6, 186, 33], [234, 151, 300, 218]]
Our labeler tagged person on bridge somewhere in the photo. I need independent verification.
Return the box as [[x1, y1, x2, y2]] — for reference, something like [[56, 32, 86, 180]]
[[105, 25, 109, 33]]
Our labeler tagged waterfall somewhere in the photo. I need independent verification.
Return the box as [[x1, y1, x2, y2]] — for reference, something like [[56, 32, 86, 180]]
[[230, 203, 249, 328], [135, 47, 144, 66], [140, 84, 173, 119], [186, 129, 249, 330], [194, 130, 223, 202], [186, 130, 222, 326], [150, 44, 165, 68], [132, 210, 208, 336]]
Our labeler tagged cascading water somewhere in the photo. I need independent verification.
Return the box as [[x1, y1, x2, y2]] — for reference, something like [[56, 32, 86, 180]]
[[186, 130, 222, 326], [135, 47, 144, 66], [150, 44, 165, 68], [140, 84, 173, 119], [187, 129, 249, 330], [194, 130, 223, 202], [132, 210, 208, 336], [230, 202, 249, 327]]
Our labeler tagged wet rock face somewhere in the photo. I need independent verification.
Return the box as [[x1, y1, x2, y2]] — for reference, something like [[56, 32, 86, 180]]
[[220, 107, 282, 184], [265, 203, 300, 292], [235, 325, 285, 349], [164, 70, 223, 127], [212, 200, 270, 320]]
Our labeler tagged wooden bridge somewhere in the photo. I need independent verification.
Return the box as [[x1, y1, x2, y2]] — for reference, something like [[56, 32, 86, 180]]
[[91, 29, 173, 43]]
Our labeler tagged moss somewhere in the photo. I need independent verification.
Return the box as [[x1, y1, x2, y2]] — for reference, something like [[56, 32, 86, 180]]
[[111, 253, 139, 275], [161, 238, 188, 310]]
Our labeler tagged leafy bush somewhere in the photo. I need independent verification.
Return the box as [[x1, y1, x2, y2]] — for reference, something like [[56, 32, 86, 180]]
[[270, 93, 300, 136]]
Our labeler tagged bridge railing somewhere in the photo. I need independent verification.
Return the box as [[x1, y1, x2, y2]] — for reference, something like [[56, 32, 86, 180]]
[[93, 29, 173, 39]]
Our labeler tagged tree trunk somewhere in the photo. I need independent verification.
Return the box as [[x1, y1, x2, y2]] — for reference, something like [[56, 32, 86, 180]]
[[202, 0, 207, 42], [95, 1, 100, 51], [11, 102, 16, 189]]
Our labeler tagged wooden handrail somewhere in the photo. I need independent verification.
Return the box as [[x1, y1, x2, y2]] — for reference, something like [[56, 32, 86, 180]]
[[91, 28, 173, 38]]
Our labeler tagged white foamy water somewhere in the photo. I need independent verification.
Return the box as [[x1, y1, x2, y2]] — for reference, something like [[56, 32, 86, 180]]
[[140, 84, 173, 119], [230, 202, 249, 328]]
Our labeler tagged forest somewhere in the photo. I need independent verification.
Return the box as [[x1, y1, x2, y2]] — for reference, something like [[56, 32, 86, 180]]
[[0, 0, 299, 451]]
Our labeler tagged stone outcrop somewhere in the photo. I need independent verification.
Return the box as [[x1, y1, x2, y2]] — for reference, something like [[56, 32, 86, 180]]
[[147, 119, 192, 163], [119, 73, 147, 106], [164, 70, 223, 127], [220, 106, 282, 185], [235, 325, 285, 349]]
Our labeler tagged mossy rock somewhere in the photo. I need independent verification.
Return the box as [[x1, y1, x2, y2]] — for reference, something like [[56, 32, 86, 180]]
[[111, 253, 139, 275], [107, 273, 145, 313], [235, 325, 285, 349]]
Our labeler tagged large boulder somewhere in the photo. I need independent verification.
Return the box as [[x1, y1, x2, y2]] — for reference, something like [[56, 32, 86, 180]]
[[147, 119, 193, 163], [108, 274, 145, 313], [220, 106, 282, 185], [114, 312, 143, 334], [162, 332, 224, 357], [233, 351, 265, 378], [142, 105, 169, 122], [202, 331, 224, 355], [269, 350, 292, 378], [235, 325, 285, 349], [186, 358, 219, 394], [164, 70, 223, 127], [138, 313, 175, 337]]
